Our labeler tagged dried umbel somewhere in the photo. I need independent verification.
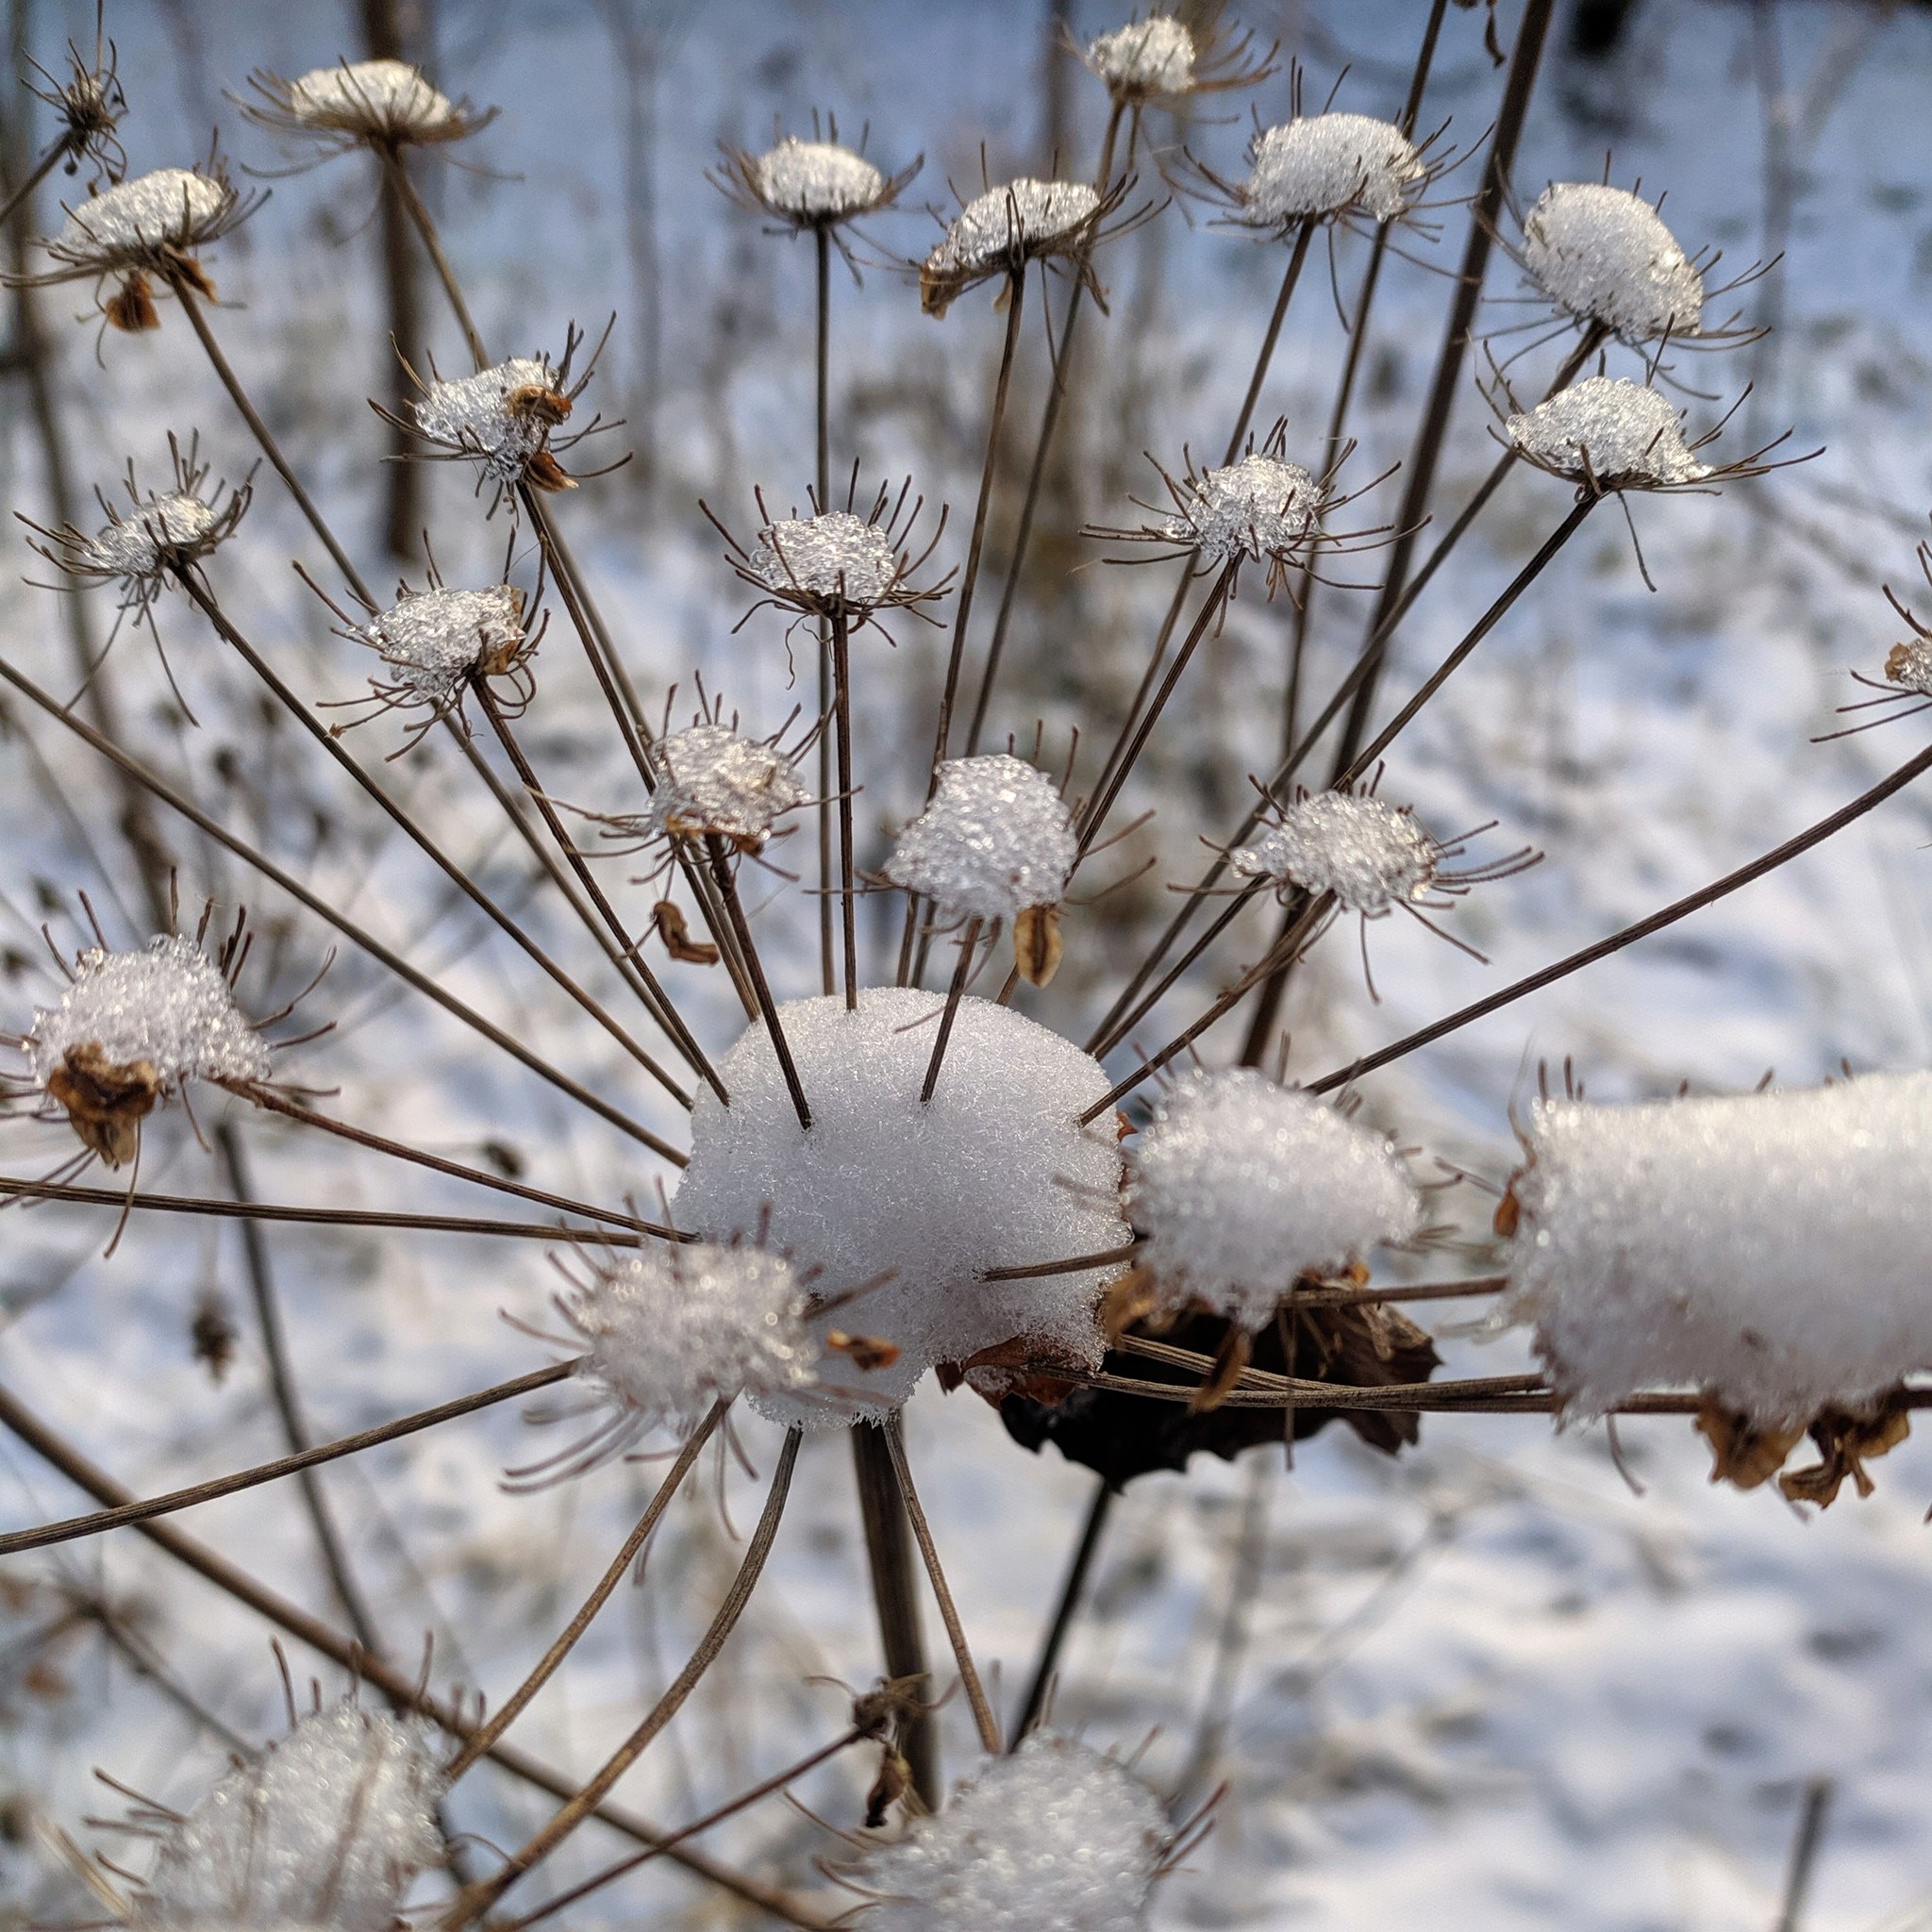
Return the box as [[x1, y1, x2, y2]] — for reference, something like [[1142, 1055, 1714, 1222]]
[[1127, 1069, 1421, 1331], [885, 755, 1076, 925], [127, 1698, 445, 1932], [711, 119, 917, 248], [1817, 533, 1932, 741], [1077, 10, 1274, 110], [1181, 108, 1434, 237], [1518, 180, 1705, 344], [26, 18, 127, 183], [643, 722, 810, 852], [1506, 375, 1710, 491], [920, 176, 1116, 317], [243, 57, 493, 154]]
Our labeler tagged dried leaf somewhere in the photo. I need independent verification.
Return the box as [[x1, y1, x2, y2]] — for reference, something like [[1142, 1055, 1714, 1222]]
[[47, 1041, 159, 1168], [653, 901, 720, 966], [1779, 1397, 1910, 1507], [864, 1746, 914, 1828], [1013, 903, 1063, 987], [1098, 1265, 1159, 1341], [524, 451, 577, 492], [1694, 1397, 1804, 1491], [507, 382, 573, 426], [104, 272, 158, 333], [826, 1329, 901, 1373], [1187, 1324, 1252, 1413]]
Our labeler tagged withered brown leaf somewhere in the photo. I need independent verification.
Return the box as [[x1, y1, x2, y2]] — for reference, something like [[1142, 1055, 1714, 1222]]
[[1012, 903, 1063, 988], [653, 900, 720, 966]]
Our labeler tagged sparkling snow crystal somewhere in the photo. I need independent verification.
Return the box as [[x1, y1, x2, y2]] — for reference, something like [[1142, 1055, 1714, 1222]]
[[1129, 1070, 1421, 1328], [644, 723, 807, 848], [1230, 791, 1437, 911], [1507, 375, 1708, 488], [413, 357, 562, 481], [884, 756, 1075, 921], [927, 179, 1099, 278], [1521, 181, 1705, 341], [558, 1242, 818, 1441], [286, 58, 456, 134], [675, 991, 1128, 1425], [28, 936, 269, 1090], [1161, 453, 1324, 564], [1888, 639, 1932, 697], [750, 511, 899, 609], [1244, 113, 1425, 225], [856, 1731, 1168, 1931], [754, 137, 884, 219], [83, 492, 219, 581], [1087, 17, 1195, 96], [1502, 1072, 1932, 1427], [364, 584, 525, 706], [137, 1700, 444, 1932], [53, 170, 227, 267]]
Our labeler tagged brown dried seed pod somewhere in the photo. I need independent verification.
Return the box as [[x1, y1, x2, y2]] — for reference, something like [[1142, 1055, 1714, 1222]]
[[45, 1041, 160, 1168]]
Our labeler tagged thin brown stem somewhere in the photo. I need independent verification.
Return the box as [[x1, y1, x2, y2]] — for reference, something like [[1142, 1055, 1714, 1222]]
[[850, 1422, 937, 1805], [815, 225, 836, 995], [830, 608, 859, 1008], [1224, 216, 1316, 467], [1012, 1478, 1110, 1744], [705, 837, 810, 1129], [380, 143, 488, 370], [919, 917, 981, 1103]]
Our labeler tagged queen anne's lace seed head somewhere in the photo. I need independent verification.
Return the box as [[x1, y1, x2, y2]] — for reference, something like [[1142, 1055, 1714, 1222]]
[[1086, 17, 1195, 98], [1242, 113, 1425, 225], [923, 179, 1101, 314], [751, 511, 900, 612], [1231, 791, 1437, 911], [82, 492, 219, 582], [644, 723, 808, 849], [1161, 452, 1324, 567], [884, 756, 1075, 922], [1887, 639, 1932, 697], [854, 1731, 1169, 1931], [135, 1700, 444, 1932], [1521, 181, 1705, 342], [49, 167, 230, 271], [754, 137, 886, 220], [286, 58, 455, 136], [1507, 375, 1709, 490], [412, 356, 571, 488], [1128, 1069, 1421, 1329], [364, 585, 527, 708]]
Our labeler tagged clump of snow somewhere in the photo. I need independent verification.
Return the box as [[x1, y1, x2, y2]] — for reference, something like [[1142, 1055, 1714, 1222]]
[[82, 493, 220, 581], [855, 1731, 1169, 1931], [136, 1700, 444, 1932], [1521, 181, 1705, 341], [926, 179, 1100, 279], [754, 137, 885, 218], [1086, 17, 1195, 96], [1243, 114, 1425, 225], [749, 511, 899, 609], [1507, 375, 1709, 488], [1230, 791, 1437, 911], [52, 169, 227, 265], [644, 723, 808, 848], [27, 936, 270, 1090], [1160, 452, 1324, 564], [412, 357, 562, 482], [1884, 639, 1932, 696], [884, 756, 1075, 921], [675, 991, 1127, 1426], [285, 58, 456, 135], [1502, 1072, 1932, 1427], [362, 585, 525, 707], [554, 1242, 818, 1444], [1128, 1070, 1421, 1329]]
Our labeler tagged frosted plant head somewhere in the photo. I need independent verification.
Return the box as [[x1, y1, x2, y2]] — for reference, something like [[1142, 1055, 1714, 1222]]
[[1499, 1071, 1932, 1506], [511, 1241, 819, 1482], [243, 58, 494, 155], [675, 991, 1129, 1426], [1817, 538, 1932, 744], [16, 921, 277, 1172], [920, 176, 1122, 317], [845, 1730, 1171, 1930], [1505, 376, 1711, 492], [130, 1697, 444, 1932], [1518, 181, 1705, 344], [645, 722, 810, 851], [325, 575, 537, 755], [1243, 112, 1428, 226], [16, 160, 255, 333], [25, 19, 127, 185], [1127, 1069, 1420, 1331], [885, 756, 1076, 983], [1078, 14, 1274, 111], [712, 117, 915, 249]]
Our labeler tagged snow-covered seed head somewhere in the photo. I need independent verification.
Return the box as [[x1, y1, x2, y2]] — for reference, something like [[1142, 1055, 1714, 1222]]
[[921, 178, 1103, 316], [354, 583, 531, 732], [1238, 113, 1427, 227], [1084, 17, 1195, 100], [1501, 1072, 1932, 1448], [750, 510, 902, 615], [644, 723, 809, 851], [884, 756, 1076, 924], [1158, 451, 1325, 569], [1232, 791, 1438, 912], [851, 1731, 1170, 1931], [409, 354, 578, 494], [753, 137, 886, 220], [1521, 181, 1705, 342], [535, 1243, 818, 1468], [46, 168, 234, 272], [1127, 1070, 1421, 1330], [25, 935, 271, 1167], [30, 35, 126, 182], [1507, 376, 1709, 491], [675, 991, 1128, 1426], [253, 57, 477, 149], [1886, 638, 1932, 698], [133, 1699, 444, 1932]]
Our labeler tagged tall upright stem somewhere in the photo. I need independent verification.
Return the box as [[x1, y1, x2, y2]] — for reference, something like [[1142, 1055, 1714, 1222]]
[[831, 608, 859, 1009], [815, 225, 836, 995], [850, 1422, 938, 1806], [1225, 216, 1316, 468], [705, 837, 811, 1130], [920, 918, 981, 1104], [1013, 1478, 1111, 1743]]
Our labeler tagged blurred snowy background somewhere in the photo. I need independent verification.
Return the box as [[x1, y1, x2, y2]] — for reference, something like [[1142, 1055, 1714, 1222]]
[[4, 1, 1932, 1928]]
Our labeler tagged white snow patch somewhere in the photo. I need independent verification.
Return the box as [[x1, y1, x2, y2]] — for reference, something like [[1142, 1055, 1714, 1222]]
[[364, 585, 525, 706], [53, 169, 226, 264], [1507, 375, 1709, 487], [82, 493, 219, 580], [286, 59, 457, 134], [1244, 113, 1424, 225], [643, 723, 807, 847], [1159, 452, 1324, 564], [749, 511, 899, 608], [412, 357, 561, 481], [1522, 181, 1705, 341], [753, 137, 885, 218], [1087, 17, 1195, 95], [884, 755, 1075, 921], [1230, 791, 1438, 912], [926, 179, 1100, 278]]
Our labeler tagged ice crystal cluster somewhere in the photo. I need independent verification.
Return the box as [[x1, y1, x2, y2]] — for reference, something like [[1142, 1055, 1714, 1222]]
[[1086, 16, 1195, 96], [856, 1732, 1168, 1932], [363, 585, 524, 705], [1231, 791, 1437, 912], [559, 1242, 818, 1441], [1503, 1073, 1932, 1426], [53, 168, 225, 265], [1128, 1069, 1421, 1328], [1244, 113, 1425, 225], [1161, 452, 1324, 564], [285, 58, 455, 134], [750, 510, 899, 608], [643, 723, 807, 847], [1521, 181, 1705, 341], [26, 936, 268, 1089], [412, 357, 560, 480], [136, 1701, 444, 1932], [676, 991, 1127, 1424], [1507, 375, 1708, 488], [927, 179, 1100, 278], [884, 755, 1075, 920], [754, 137, 884, 219], [84, 492, 218, 581]]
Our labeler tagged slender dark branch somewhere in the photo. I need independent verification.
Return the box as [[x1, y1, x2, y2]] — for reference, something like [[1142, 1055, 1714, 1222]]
[[1774, 1779, 1835, 1932], [1224, 216, 1316, 468], [815, 225, 836, 995], [706, 837, 810, 1128], [830, 608, 859, 1008], [1012, 1480, 1111, 1745], [981, 1241, 1141, 1282], [851, 1422, 938, 1806], [920, 918, 981, 1103], [380, 143, 488, 370]]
